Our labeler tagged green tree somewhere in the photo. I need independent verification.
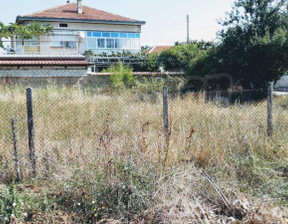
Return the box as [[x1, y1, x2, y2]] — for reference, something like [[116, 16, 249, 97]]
[[157, 42, 212, 71], [217, 0, 288, 88], [0, 22, 53, 47], [140, 53, 160, 72]]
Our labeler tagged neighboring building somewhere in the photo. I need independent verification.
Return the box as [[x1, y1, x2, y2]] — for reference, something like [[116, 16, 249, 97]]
[[148, 46, 172, 54], [275, 75, 288, 92], [11, 0, 145, 55], [0, 55, 91, 77]]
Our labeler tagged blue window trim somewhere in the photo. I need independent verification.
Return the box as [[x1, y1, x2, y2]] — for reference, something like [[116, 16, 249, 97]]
[[111, 33, 119, 38], [128, 33, 136, 38], [88, 31, 141, 39], [120, 33, 128, 38], [102, 32, 110, 37], [93, 32, 101, 37], [87, 31, 141, 50]]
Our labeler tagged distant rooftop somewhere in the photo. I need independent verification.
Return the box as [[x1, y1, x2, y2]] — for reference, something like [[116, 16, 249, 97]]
[[148, 46, 173, 54], [16, 3, 145, 25], [0, 54, 91, 66], [0, 54, 86, 59]]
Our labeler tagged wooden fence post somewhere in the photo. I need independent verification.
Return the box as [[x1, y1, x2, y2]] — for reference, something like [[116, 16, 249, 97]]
[[26, 88, 36, 177], [267, 82, 274, 137], [11, 118, 21, 182]]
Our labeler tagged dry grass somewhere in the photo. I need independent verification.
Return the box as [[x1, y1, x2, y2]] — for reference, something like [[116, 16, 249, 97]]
[[0, 86, 288, 223]]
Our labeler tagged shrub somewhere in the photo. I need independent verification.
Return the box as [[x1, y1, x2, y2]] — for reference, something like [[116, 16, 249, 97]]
[[134, 77, 164, 94], [54, 161, 155, 223], [0, 185, 24, 223], [105, 63, 135, 89]]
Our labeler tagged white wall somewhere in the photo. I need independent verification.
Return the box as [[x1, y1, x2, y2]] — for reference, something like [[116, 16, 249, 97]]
[[0, 69, 87, 77], [45, 22, 140, 33], [15, 21, 142, 54]]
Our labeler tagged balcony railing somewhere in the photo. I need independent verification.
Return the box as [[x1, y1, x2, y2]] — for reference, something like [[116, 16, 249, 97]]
[[3, 39, 142, 56], [9, 41, 80, 55]]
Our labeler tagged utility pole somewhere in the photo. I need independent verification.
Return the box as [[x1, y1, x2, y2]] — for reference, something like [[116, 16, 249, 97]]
[[187, 14, 190, 44]]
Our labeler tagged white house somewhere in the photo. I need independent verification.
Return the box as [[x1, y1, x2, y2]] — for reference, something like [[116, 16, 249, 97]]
[[12, 0, 145, 55]]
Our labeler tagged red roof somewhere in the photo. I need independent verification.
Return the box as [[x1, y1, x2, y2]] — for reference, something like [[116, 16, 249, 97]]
[[0, 60, 90, 66], [0, 56, 91, 66], [148, 46, 172, 54], [17, 3, 145, 24]]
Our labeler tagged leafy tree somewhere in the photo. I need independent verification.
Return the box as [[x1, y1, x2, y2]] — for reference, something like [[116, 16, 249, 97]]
[[139, 53, 160, 72], [217, 0, 288, 88], [157, 42, 212, 71], [0, 22, 53, 47]]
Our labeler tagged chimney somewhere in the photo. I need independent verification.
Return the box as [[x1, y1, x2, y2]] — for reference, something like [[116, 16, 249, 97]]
[[77, 0, 83, 14]]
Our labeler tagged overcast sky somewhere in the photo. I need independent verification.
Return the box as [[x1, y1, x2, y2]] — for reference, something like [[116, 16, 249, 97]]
[[0, 0, 235, 46]]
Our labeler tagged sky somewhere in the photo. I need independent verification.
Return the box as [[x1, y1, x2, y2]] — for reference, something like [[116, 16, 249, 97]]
[[0, 0, 235, 46]]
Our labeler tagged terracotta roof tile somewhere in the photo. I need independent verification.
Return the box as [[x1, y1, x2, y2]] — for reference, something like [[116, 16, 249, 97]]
[[149, 46, 173, 54], [17, 3, 144, 24], [0, 59, 91, 66]]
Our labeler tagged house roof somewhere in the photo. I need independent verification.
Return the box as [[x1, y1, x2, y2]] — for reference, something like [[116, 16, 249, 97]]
[[0, 60, 91, 66], [0, 55, 92, 66], [16, 3, 145, 25], [148, 46, 173, 54]]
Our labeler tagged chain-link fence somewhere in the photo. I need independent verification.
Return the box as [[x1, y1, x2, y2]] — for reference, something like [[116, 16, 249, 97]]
[[0, 84, 288, 181]]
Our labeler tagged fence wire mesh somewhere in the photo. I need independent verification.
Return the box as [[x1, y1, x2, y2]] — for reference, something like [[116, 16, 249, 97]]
[[274, 93, 288, 134], [0, 86, 287, 181]]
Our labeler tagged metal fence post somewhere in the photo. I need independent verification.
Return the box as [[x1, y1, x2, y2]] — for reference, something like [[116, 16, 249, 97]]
[[267, 82, 274, 137], [163, 85, 170, 164], [163, 85, 169, 142], [26, 88, 36, 177], [11, 118, 21, 182]]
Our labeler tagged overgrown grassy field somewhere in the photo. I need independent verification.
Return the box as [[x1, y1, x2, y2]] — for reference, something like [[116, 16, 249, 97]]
[[0, 85, 288, 223]]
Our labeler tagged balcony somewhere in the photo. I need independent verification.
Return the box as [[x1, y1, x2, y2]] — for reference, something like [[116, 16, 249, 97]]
[[3, 30, 142, 56]]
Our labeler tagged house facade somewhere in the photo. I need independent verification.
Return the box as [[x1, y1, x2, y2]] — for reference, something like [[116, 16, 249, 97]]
[[12, 0, 145, 55]]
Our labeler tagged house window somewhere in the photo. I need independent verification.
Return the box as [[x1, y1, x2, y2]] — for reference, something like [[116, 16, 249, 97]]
[[59, 23, 68, 28], [97, 39, 105, 48], [115, 39, 123, 49], [106, 39, 114, 48], [120, 33, 128, 38], [86, 31, 141, 51], [128, 33, 136, 38], [93, 32, 101, 37], [60, 41, 76, 48], [87, 39, 96, 49], [123, 39, 131, 49], [111, 33, 119, 38], [50, 31, 77, 48], [102, 32, 110, 37]]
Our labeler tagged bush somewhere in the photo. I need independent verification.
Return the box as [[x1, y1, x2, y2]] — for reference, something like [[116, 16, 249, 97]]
[[54, 161, 155, 223], [134, 77, 164, 94], [0, 185, 23, 223], [104, 63, 135, 89]]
